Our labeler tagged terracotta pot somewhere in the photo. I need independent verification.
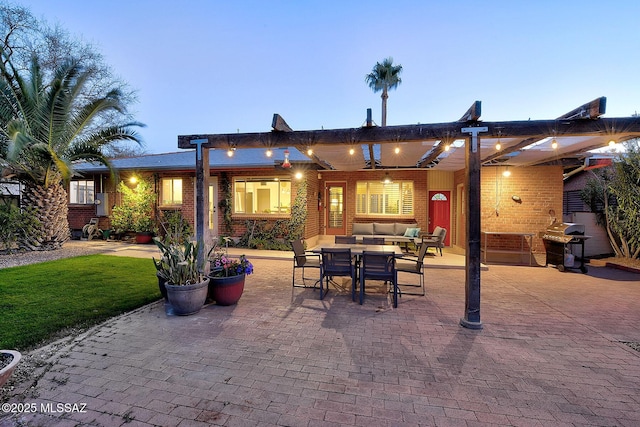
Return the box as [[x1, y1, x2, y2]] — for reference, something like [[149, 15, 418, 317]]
[[135, 232, 154, 244], [0, 350, 21, 387], [165, 278, 209, 315], [208, 274, 245, 306]]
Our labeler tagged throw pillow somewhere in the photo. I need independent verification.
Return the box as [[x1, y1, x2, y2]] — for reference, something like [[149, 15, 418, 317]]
[[413, 227, 421, 237], [404, 227, 417, 237]]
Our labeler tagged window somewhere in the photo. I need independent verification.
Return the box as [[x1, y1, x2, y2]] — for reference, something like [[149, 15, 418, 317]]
[[161, 178, 183, 205], [69, 180, 94, 204], [233, 177, 291, 215], [356, 181, 414, 216]]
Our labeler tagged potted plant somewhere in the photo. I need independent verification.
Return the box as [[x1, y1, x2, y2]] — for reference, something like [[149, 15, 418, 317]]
[[208, 245, 254, 305], [0, 349, 21, 388], [153, 239, 209, 315]]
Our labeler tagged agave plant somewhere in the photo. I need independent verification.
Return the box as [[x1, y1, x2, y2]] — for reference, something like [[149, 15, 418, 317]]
[[153, 239, 204, 286]]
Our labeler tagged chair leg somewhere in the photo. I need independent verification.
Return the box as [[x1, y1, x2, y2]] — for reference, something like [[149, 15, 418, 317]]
[[392, 278, 398, 308], [359, 275, 365, 305]]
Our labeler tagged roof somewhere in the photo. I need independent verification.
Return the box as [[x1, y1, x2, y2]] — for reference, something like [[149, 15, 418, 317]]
[[75, 147, 312, 173]]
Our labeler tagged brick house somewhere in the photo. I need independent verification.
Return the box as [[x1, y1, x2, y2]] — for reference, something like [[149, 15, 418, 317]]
[[71, 146, 564, 260], [69, 106, 640, 265]]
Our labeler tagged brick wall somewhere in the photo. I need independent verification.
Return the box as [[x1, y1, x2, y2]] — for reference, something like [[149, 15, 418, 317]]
[[318, 169, 429, 235], [479, 165, 563, 253]]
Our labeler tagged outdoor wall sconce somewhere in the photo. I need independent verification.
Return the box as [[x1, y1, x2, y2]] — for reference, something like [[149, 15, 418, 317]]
[[381, 173, 393, 184], [129, 176, 138, 184], [511, 195, 522, 203]]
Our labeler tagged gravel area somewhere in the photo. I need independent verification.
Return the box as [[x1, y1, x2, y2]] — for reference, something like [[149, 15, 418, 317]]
[[0, 240, 108, 269]]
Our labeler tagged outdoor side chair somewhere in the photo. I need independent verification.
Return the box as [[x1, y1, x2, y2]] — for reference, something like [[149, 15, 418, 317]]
[[320, 248, 356, 300], [417, 227, 447, 256], [335, 235, 356, 244], [291, 239, 323, 295], [395, 242, 428, 296], [362, 237, 385, 245], [359, 251, 398, 307]]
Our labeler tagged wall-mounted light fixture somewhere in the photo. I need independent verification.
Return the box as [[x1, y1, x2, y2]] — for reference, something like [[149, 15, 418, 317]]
[[381, 172, 393, 184], [511, 195, 522, 203]]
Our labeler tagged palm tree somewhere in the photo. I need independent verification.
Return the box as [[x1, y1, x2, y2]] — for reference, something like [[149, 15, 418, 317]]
[[0, 51, 143, 250], [365, 57, 403, 126]]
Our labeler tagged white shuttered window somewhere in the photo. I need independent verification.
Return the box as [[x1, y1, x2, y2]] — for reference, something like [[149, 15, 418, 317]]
[[356, 181, 414, 216]]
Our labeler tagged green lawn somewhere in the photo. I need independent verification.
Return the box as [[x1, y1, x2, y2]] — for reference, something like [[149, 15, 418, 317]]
[[0, 255, 160, 350]]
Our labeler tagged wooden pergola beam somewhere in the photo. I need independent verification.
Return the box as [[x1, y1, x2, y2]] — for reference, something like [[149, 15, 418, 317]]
[[179, 116, 640, 150], [557, 96, 606, 120]]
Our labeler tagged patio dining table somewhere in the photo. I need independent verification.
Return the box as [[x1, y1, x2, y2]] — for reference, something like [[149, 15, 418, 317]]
[[309, 243, 403, 297]]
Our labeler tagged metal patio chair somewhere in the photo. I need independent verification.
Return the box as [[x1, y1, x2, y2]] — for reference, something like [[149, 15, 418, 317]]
[[291, 239, 323, 295], [395, 242, 428, 296], [334, 235, 356, 244], [362, 237, 385, 245], [320, 248, 356, 300], [359, 251, 398, 307]]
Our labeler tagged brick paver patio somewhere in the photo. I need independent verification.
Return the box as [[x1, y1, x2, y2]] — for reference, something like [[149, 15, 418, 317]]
[[1, 252, 640, 426]]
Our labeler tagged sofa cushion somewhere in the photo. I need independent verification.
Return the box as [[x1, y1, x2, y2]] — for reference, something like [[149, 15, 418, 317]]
[[373, 223, 395, 236], [395, 223, 418, 236], [352, 223, 374, 235]]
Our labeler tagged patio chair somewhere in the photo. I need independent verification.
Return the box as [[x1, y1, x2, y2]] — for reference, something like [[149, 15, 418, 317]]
[[320, 248, 356, 300], [417, 226, 447, 256], [359, 251, 398, 307], [291, 239, 323, 294], [395, 242, 428, 296], [335, 235, 356, 244], [362, 237, 385, 245]]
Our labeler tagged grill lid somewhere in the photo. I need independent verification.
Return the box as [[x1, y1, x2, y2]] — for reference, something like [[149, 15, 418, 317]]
[[545, 222, 585, 235]]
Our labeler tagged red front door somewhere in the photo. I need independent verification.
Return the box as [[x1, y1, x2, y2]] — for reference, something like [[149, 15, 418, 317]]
[[428, 191, 450, 246], [325, 183, 346, 235]]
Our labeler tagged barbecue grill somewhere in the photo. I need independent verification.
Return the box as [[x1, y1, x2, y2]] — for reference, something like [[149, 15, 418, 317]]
[[542, 222, 590, 273]]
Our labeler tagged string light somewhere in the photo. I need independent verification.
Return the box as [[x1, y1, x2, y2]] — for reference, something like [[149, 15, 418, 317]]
[[444, 144, 450, 151], [502, 166, 511, 177], [349, 148, 355, 155], [265, 149, 273, 157], [307, 148, 313, 156], [608, 139, 616, 147], [394, 146, 400, 154], [551, 138, 558, 150], [227, 148, 235, 157]]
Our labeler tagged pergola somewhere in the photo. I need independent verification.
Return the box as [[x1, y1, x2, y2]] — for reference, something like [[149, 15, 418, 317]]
[[179, 98, 640, 329]]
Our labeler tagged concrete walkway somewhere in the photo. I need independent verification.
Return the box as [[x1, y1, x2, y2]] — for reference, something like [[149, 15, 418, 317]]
[[2, 242, 640, 426]]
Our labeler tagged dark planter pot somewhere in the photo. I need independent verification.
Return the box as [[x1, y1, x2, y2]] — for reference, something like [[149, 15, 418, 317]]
[[157, 274, 168, 301], [0, 350, 21, 387], [135, 232, 154, 244], [208, 274, 245, 306], [165, 278, 209, 316]]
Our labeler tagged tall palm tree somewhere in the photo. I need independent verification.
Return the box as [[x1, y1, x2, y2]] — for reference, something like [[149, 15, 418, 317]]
[[365, 57, 403, 126], [0, 51, 142, 250]]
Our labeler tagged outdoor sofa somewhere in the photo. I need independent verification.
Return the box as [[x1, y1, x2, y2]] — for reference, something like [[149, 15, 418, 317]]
[[351, 222, 421, 251]]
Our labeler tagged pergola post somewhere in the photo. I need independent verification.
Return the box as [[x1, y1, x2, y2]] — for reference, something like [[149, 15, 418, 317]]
[[190, 138, 209, 271], [460, 126, 487, 329]]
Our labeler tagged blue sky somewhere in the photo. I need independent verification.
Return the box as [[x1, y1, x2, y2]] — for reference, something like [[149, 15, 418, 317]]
[[25, 0, 640, 154]]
